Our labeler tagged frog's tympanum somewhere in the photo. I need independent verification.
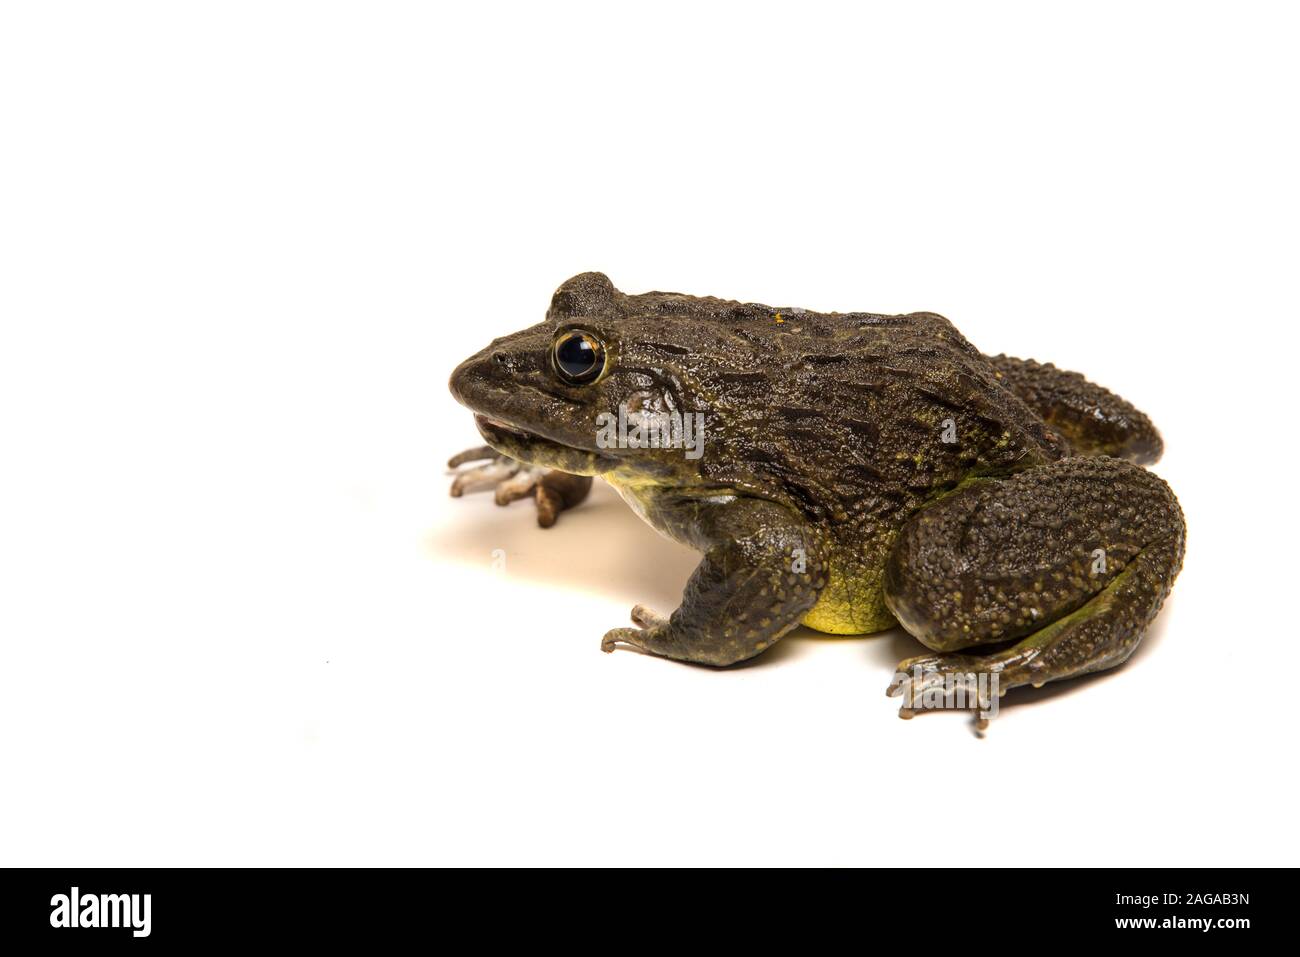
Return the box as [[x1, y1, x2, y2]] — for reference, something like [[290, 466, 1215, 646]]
[[449, 273, 1185, 716]]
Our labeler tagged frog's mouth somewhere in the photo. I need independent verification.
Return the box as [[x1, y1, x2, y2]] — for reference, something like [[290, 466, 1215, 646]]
[[473, 413, 611, 476]]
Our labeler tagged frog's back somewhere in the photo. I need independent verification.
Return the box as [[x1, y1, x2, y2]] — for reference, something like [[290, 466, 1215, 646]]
[[621, 288, 1066, 524]]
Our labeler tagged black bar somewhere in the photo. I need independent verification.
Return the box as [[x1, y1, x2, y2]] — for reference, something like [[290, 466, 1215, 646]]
[[0, 867, 1284, 945]]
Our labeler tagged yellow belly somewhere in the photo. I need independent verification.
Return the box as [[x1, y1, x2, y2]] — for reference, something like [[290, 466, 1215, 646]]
[[801, 562, 898, 635]]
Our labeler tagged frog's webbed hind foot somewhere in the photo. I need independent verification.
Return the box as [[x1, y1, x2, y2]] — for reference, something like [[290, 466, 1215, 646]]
[[884, 457, 1186, 720], [447, 446, 592, 527], [886, 657, 1002, 733]]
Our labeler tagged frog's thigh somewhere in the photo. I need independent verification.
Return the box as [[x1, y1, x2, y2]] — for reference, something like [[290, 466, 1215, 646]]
[[882, 457, 1185, 690]]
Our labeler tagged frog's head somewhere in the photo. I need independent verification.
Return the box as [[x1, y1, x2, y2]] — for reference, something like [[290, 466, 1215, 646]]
[[450, 272, 725, 486]]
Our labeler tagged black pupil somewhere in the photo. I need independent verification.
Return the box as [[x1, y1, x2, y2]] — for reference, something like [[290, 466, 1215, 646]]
[[556, 335, 598, 378]]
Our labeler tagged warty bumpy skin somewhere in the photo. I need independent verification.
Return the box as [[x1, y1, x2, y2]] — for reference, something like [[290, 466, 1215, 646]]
[[447, 273, 1186, 716]]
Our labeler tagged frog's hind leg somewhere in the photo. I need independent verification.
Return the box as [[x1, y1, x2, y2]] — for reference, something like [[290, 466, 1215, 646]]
[[986, 355, 1164, 464], [882, 457, 1185, 714]]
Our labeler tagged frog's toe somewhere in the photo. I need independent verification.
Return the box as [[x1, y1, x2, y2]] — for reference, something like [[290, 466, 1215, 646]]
[[533, 470, 593, 528], [447, 445, 497, 469], [493, 466, 543, 505], [630, 604, 669, 629], [602, 608, 673, 653], [891, 651, 981, 685], [449, 457, 519, 497], [601, 626, 648, 654]]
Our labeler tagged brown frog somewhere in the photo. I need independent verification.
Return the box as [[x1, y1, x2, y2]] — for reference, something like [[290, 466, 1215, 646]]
[[448, 273, 1185, 718]]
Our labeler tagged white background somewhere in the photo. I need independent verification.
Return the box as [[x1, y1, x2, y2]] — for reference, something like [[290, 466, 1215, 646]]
[[2, 2, 1296, 866]]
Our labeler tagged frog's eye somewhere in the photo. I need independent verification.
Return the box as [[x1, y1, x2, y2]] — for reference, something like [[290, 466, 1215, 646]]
[[551, 330, 606, 385]]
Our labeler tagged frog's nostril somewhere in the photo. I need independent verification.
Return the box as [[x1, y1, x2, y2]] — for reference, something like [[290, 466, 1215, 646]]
[[492, 352, 508, 365]]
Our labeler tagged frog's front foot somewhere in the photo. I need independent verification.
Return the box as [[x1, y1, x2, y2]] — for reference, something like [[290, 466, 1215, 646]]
[[447, 446, 592, 527], [600, 500, 824, 666], [600, 605, 669, 654]]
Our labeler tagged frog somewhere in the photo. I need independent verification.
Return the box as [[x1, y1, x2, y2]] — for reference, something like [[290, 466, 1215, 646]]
[[448, 272, 1185, 717]]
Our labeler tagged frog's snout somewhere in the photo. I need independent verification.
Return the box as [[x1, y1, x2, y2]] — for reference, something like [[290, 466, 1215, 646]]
[[448, 353, 482, 410], [449, 349, 508, 414]]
